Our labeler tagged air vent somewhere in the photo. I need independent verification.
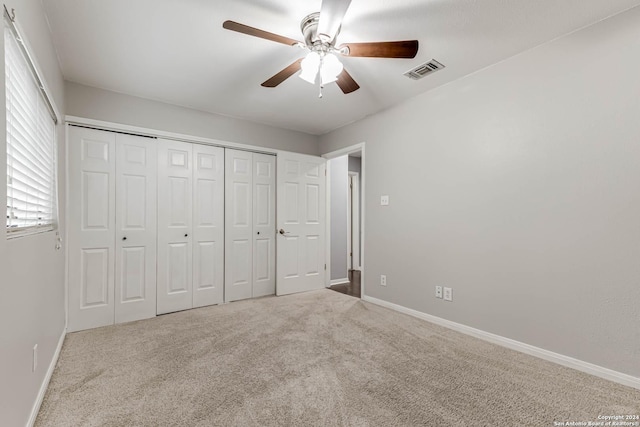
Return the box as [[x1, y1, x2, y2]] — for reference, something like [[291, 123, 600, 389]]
[[404, 59, 445, 80]]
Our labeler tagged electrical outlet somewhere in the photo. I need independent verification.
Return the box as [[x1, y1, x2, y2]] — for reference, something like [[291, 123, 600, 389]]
[[380, 275, 387, 286], [380, 195, 389, 206], [32, 344, 38, 372], [435, 286, 443, 298], [444, 287, 453, 302]]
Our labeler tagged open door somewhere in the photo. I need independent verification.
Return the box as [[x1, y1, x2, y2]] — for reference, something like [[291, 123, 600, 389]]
[[276, 152, 326, 295]]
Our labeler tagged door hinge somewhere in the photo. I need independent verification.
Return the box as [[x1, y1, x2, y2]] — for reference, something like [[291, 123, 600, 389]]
[[324, 264, 327, 270]]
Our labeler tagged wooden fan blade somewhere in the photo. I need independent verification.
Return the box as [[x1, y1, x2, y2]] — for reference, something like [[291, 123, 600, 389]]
[[261, 59, 303, 88], [223, 20, 301, 47], [336, 68, 360, 94], [339, 40, 419, 58], [318, 0, 352, 42]]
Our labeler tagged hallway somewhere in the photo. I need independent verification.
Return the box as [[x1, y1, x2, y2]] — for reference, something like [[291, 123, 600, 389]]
[[328, 270, 361, 298]]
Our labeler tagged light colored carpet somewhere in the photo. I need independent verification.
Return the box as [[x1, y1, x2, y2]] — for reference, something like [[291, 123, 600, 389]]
[[37, 290, 639, 426]]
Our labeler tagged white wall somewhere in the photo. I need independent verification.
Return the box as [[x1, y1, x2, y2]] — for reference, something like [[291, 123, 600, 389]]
[[348, 156, 361, 174], [0, 1, 66, 425], [329, 156, 349, 281], [319, 6, 640, 378], [65, 82, 319, 155]]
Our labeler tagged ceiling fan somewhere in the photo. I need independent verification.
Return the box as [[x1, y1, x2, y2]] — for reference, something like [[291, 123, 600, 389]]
[[222, 0, 419, 96]]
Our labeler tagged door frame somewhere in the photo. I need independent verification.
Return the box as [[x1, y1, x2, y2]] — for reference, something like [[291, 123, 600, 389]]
[[322, 143, 366, 299], [348, 172, 360, 271]]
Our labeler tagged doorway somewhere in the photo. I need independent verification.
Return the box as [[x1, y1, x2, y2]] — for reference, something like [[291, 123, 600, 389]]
[[348, 171, 360, 272], [323, 144, 365, 299]]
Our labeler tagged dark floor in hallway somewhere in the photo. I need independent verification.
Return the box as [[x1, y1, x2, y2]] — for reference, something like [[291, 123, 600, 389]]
[[328, 270, 361, 298]]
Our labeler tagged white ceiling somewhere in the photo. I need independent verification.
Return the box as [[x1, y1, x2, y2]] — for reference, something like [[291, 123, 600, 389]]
[[42, 0, 640, 135]]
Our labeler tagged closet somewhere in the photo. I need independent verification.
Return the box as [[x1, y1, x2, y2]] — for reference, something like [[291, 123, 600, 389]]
[[67, 128, 279, 331], [68, 126, 157, 332], [156, 139, 224, 315], [225, 149, 276, 302]]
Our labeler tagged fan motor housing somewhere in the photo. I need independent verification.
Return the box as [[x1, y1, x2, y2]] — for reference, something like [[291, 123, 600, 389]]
[[300, 12, 340, 46]]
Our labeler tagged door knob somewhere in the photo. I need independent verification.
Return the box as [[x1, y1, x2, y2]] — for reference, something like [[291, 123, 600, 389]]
[[185, 233, 189, 237], [122, 237, 127, 241], [279, 229, 287, 235], [257, 231, 260, 235]]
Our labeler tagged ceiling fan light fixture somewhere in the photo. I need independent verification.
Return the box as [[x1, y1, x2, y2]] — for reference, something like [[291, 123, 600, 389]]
[[223, 1, 420, 95], [320, 53, 343, 85], [299, 51, 320, 84]]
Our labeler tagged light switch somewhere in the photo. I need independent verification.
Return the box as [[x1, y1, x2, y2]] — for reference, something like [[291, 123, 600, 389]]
[[381, 195, 389, 206]]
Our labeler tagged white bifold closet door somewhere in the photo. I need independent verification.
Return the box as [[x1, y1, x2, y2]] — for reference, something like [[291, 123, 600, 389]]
[[225, 149, 276, 302], [68, 126, 157, 332], [192, 144, 225, 308], [157, 139, 192, 314], [68, 127, 116, 331], [115, 134, 157, 324], [157, 139, 224, 314], [252, 153, 277, 298]]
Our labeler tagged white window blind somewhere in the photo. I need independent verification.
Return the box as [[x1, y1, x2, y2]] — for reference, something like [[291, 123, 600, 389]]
[[5, 22, 57, 236]]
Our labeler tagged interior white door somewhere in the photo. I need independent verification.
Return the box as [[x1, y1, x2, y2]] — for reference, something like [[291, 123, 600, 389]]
[[157, 139, 193, 314], [252, 154, 276, 298], [68, 126, 116, 332], [114, 134, 157, 324], [192, 144, 225, 308], [276, 152, 326, 296], [225, 149, 253, 302]]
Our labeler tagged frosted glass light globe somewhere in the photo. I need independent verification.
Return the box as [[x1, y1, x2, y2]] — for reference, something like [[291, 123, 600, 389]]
[[320, 53, 344, 85], [299, 51, 321, 84]]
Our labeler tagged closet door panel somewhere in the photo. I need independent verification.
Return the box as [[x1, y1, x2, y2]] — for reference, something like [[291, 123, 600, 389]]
[[192, 145, 224, 307], [252, 154, 276, 298], [225, 149, 253, 302], [157, 140, 193, 314], [68, 126, 116, 332], [115, 134, 157, 324]]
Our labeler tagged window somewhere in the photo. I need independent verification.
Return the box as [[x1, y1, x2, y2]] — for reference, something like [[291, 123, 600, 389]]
[[5, 15, 58, 237]]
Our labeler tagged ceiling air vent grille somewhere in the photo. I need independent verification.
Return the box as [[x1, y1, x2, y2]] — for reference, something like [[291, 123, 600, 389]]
[[404, 59, 445, 80]]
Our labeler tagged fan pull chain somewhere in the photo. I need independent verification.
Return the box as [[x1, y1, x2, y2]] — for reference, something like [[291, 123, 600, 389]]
[[318, 54, 324, 98]]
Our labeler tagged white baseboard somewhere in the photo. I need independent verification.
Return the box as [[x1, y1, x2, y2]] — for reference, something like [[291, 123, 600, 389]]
[[362, 296, 640, 390], [329, 278, 350, 286], [28, 328, 66, 427]]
